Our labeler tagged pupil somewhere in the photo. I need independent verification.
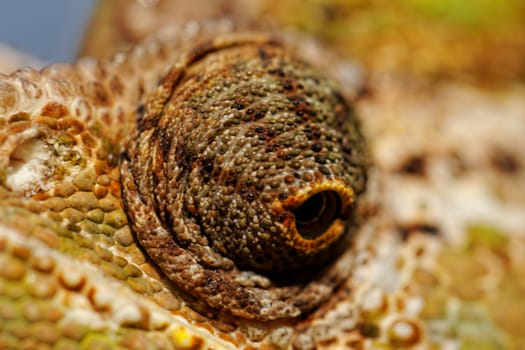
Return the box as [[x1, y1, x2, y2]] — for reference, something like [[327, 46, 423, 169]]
[[294, 191, 341, 240]]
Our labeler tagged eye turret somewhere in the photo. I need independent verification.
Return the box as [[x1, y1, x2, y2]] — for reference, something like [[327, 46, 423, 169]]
[[121, 33, 368, 320]]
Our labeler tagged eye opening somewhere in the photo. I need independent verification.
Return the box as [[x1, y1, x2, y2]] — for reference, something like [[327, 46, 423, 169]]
[[293, 191, 342, 240]]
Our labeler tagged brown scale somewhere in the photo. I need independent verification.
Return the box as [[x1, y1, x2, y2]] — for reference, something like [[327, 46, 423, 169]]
[[121, 34, 368, 321]]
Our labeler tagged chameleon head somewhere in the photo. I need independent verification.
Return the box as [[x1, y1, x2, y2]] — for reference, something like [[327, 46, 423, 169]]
[[121, 33, 367, 318]]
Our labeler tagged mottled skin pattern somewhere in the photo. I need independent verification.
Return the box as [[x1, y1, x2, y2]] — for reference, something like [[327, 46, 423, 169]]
[[122, 34, 367, 321], [1, 19, 525, 350], [0, 25, 375, 349]]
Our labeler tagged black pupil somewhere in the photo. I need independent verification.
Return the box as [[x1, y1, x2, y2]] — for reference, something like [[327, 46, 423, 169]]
[[294, 191, 341, 240]]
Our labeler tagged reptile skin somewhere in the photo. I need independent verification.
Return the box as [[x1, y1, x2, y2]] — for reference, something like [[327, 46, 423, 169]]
[[1, 19, 525, 350]]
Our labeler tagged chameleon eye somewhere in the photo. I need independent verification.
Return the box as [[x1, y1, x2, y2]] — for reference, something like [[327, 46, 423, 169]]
[[294, 191, 341, 240], [120, 33, 368, 321]]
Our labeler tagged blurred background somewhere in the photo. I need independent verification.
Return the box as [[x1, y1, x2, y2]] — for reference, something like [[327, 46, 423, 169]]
[[1, 0, 524, 85], [0, 0, 94, 70]]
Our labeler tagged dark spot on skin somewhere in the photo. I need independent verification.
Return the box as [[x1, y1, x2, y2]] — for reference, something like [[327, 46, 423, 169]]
[[268, 68, 285, 77], [175, 144, 192, 170], [224, 173, 238, 187], [137, 108, 161, 132], [342, 142, 353, 155], [399, 155, 427, 176], [203, 161, 214, 173], [293, 299, 309, 308], [232, 102, 245, 110], [254, 111, 265, 119], [283, 80, 293, 90], [120, 150, 131, 162], [66, 222, 81, 233], [157, 129, 172, 162], [354, 83, 373, 102], [246, 192, 255, 201], [398, 222, 440, 241], [360, 323, 380, 338], [491, 148, 521, 174], [319, 166, 331, 175], [136, 104, 145, 116], [288, 96, 301, 105], [314, 155, 327, 164], [284, 175, 295, 184], [204, 275, 220, 294], [258, 48, 270, 60], [321, 4, 340, 21], [311, 142, 323, 152], [290, 160, 301, 169], [237, 291, 251, 308], [346, 340, 364, 348]]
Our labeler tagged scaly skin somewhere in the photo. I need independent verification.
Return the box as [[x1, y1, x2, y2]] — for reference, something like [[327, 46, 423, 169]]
[[1, 21, 525, 350]]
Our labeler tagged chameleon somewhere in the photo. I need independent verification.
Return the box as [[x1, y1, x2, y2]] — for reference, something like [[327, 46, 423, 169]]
[[1, 6, 525, 350]]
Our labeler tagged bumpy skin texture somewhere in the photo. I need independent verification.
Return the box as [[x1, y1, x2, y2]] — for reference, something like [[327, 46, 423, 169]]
[[0, 27, 374, 349], [121, 35, 367, 321], [1, 21, 525, 350]]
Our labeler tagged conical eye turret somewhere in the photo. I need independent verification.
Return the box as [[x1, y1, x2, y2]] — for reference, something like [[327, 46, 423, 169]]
[[121, 33, 368, 320]]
